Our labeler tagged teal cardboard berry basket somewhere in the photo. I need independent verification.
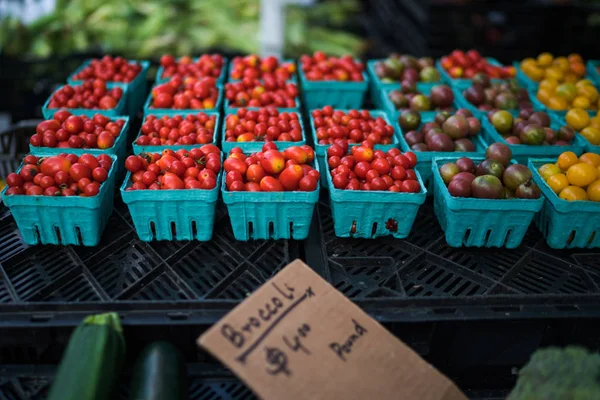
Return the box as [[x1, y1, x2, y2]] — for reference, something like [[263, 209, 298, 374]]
[[42, 84, 129, 120], [481, 116, 586, 164], [326, 165, 427, 239], [299, 63, 368, 110], [396, 114, 488, 193], [156, 56, 228, 84], [142, 84, 223, 117], [221, 161, 320, 241], [309, 109, 399, 187], [432, 157, 544, 248], [132, 111, 220, 155], [380, 85, 458, 122], [366, 59, 442, 110], [437, 57, 504, 88], [220, 111, 305, 153], [29, 116, 130, 163], [529, 158, 600, 249], [120, 162, 222, 242], [1, 153, 118, 246], [68, 59, 150, 117]]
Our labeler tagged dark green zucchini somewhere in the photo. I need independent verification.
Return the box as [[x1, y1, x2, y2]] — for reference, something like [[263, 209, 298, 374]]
[[48, 312, 125, 400], [129, 341, 187, 400]]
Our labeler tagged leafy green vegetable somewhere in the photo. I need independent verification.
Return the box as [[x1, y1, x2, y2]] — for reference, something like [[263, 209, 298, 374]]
[[508, 346, 600, 400], [0, 0, 364, 58]]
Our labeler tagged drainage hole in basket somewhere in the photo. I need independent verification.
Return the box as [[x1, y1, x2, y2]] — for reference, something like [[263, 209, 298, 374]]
[[54, 226, 62, 242], [289, 222, 294, 237], [33, 224, 41, 244], [248, 221, 254, 238], [191, 220, 198, 237], [150, 221, 157, 240], [484, 229, 492, 246], [567, 230, 576, 246], [371, 222, 378, 237], [502, 229, 512, 246], [170, 221, 177, 238], [75, 226, 83, 245], [587, 231, 596, 247], [350, 221, 357, 236], [268, 221, 275, 238], [462, 229, 472, 245]]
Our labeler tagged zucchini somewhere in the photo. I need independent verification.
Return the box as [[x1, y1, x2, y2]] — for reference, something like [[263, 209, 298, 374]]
[[129, 341, 187, 400], [48, 312, 125, 400]]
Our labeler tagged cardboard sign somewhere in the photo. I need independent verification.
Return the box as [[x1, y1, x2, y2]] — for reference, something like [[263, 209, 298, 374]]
[[198, 259, 467, 400]]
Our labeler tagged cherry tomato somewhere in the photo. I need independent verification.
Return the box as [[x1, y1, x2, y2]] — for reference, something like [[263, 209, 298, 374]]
[[401, 179, 420, 193], [259, 176, 284, 192], [162, 172, 185, 189], [88, 167, 106, 183], [278, 164, 304, 191], [125, 155, 143, 173], [78, 154, 100, 170], [352, 146, 374, 162], [19, 165, 39, 182], [224, 158, 247, 175], [26, 185, 43, 195], [298, 175, 318, 191], [40, 156, 71, 176], [405, 169, 417, 180], [6, 173, 22, 187], [70, 163, 91, 181], [245, 182, 261, 192], [229, 181, 245, 191]]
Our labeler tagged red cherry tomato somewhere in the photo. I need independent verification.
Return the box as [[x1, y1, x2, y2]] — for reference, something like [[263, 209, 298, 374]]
[[298, 175, 318, 191], [70, 163, 92, 181], [259, 176, 284, 192], [40, 156, 71, 176], [162, 172, 185, 189]]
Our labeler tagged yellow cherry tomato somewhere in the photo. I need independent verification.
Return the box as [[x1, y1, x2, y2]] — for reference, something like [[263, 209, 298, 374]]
[[567, 162, 598, 187], [579, 153, 600, 167], [557, 151, 579, 170], [565, 108, 590, 131], [539, 163, 562, 180], [587, 180, 600, 202], [580, 126, 600, 145], [547, 173, 569, 194], [559, 186, 588, 201]]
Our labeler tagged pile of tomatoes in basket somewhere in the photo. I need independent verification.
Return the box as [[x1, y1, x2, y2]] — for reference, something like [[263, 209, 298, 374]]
[[136, 113, 217, 146], [71, 56, 143, 82], [151, 77, 219, 109], [327, 143, 420, 192], [224, 108, 302, 142], [159, 54, 225, 80], [224, 78, 298, 108], [124, 145, 221, 190], [47, 80, 124, 110], [5, 154, 113, 197], [30, 111, 125, 150], [312, 107, 395, 145], [224, 144, 319, 192]]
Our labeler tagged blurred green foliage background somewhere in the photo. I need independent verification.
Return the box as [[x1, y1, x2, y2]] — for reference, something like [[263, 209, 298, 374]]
[[0, 0, 365, 59]]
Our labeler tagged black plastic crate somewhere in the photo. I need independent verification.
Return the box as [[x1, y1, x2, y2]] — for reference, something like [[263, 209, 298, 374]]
[[0, 364, 509, 400]]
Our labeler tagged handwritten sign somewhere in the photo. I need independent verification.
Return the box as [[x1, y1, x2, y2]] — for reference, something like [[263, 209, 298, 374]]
[[198, 259, 467, 400]]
